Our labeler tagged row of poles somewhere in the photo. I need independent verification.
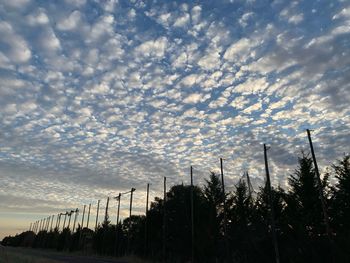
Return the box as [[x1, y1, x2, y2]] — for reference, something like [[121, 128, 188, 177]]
[[29, 188, 137, 234], [27, 130, 331, 263]]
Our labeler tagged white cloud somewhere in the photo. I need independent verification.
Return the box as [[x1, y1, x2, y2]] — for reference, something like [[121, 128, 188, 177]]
[[57, 11, 82, 31], [134, 37, 168, 58], [242, 101, 262, 114], [183, 93, 208, 104], [173, 13, 190, 27], [0, 22, 31, 63], [223, 38, 254, 62]]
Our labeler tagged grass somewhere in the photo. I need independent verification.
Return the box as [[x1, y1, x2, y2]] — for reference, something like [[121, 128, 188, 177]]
[[0, 247, 62, 263]]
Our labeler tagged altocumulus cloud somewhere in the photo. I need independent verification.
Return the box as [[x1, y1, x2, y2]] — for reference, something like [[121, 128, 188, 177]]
[[0, 0, 349, 237]]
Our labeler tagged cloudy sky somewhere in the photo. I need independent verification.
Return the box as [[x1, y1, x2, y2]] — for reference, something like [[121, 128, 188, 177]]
[[0, 0, 349, 238]]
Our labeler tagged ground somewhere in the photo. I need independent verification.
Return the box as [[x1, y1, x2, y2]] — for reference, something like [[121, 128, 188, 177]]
[[0, 246, 148, 263]]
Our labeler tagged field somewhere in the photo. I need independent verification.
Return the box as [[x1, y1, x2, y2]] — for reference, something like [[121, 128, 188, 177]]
[[0, 246, 147, 263]]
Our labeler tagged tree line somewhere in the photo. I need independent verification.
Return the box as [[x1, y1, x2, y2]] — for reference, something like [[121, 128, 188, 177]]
[[2, 153, 350, 263]]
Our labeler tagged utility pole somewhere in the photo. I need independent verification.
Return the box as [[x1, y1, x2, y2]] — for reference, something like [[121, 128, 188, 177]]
[[73, 208, 79, 232], [306, 129, 332, 239], [144, 183, 150, 256], [57, 214, 62, 231], [55, 214, 59, 229], [163, 176, 167, 262], [62, 212, 68, 230], [190, 166, 195, 263], [50, 215, 55, 231], [114, 193, 121, 256], [81, 205, 86, 229], [127, 188, 136, 254], [87, 203, 91, 229], [95, 200, 100, 231], [68, 211, 74, 230], [264, 144, 280, 263], [46, 216, 50, 231], [220, 158, 229, 261], [104, 197, 110, 225]]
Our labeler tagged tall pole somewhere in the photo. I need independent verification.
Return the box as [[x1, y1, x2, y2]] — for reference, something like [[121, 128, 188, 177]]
[[55, 214, 59, 229], [87, 203, 91, 229], [81, 205, 86, 229], [62, 212, 68, 230], [73, 208, 79, 232], [29, 223, 32, 232], [306, 130, 332, 235], [144, 183, 150, 256], [114, 194, 122, 256], [46, 216, 50, 231], [220, 158, 228, 261], [163, 176, 167, 262], [95, 200, 100, 231], [264, 144, 280, 263], [57, 214, 62, 231], [190, 166, 195, 263], [50, 215, 55, 231], [127, 188, 136, 254], [67, 211, 73, 230], [104, 197, 110, 225]]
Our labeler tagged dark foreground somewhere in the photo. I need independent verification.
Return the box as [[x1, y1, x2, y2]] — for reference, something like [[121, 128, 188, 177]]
[[0, 246, 146, 263]]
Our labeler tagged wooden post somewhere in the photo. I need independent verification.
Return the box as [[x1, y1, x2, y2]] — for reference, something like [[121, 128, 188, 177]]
[[87, 204, 91, 229], [95, 200, 100, 231], [62, 212, 68, 230], [163, 177, 167, 262], [104, 197, 110, 225], [46, 216, 50, 231], [73, 209, 79, 232], [190, 166, 195, 263], [114, 193, 121, 256], [67, 211, 73, 230], [144, 183, 150, 256], [127, 188, 136, 254], [264, 144, 280, 263], [220, 158, 229, 261], [81, 205, 86, 229], [50, 215, 55, 231], [306, 129, 332, 239]]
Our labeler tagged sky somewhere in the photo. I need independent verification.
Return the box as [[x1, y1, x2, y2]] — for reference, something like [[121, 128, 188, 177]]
[[0, 0, 349, 239]]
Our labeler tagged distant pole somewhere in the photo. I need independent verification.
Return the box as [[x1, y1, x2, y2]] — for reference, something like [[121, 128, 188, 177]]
[[57, 214, 62, 231], [220, 158, 228, 261], [190, 166, 195, 263], [73, 208, 79, 232], [50, 215, 55, 231], [55, 214, 59, 229], [62, 212, 68, 230], [104, 197, 110, 224], [114, 194, 121, 256], [39, 219, 43, 232], [144, 183, 150, 256], [87, 204, 91, 229], [264, 144, 280, 263], [67, 211, 73, 230], [29, 223, 32, 232], [46, 216, 50, 231], [306, 129, 332, 240], [95, 200, 100, 231], [163, 176, 167, 261], [81, 205, 86, 229], [116, 194, 121, 225], [127, 188, 136, 254]]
